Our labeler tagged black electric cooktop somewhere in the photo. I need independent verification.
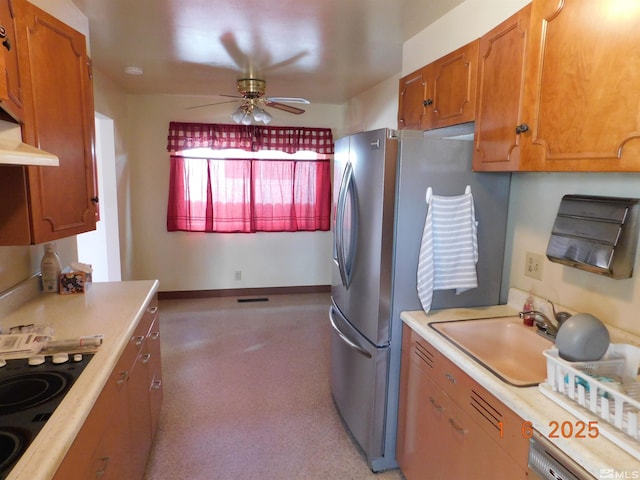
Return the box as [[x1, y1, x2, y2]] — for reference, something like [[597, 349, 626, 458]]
[[0, 353, 93, 479]]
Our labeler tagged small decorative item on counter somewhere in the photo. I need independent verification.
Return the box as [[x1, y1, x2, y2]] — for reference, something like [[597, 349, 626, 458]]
[[59, 262, 93, 294], [522, 292, 535, 326], [41, 243, 62, 293]]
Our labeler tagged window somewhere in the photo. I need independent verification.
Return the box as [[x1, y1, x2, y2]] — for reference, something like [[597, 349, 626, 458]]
[[166, 123, 333, 233]]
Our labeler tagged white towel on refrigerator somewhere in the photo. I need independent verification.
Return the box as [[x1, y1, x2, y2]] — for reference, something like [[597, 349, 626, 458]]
[[417, 189, 478, 313]]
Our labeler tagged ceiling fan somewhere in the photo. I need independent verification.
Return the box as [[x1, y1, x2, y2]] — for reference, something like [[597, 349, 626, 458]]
[[187, 77, 311, 125]]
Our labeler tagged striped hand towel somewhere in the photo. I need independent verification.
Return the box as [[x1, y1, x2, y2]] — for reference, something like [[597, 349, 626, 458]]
[[417, 191, 478, 313]]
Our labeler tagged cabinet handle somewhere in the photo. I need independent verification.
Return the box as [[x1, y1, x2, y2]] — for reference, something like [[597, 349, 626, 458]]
[[149, 331, 160, 340], [96, 456, 110, 477], [141, 353, 152, 364], [429, 396, 444, 412], [151, 379, 163, 390], [0, 26, 9, 51], [132, 335, 145, 346], [449, 418, 466, 435], [147, 306, 159, 315], [423, 98, 433, 107], [116, 370, 129, 385], [515, 123, 529, 134], [445, 372, 456, 384]]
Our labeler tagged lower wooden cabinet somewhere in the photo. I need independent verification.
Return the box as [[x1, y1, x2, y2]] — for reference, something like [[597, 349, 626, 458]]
[[53, 295, 162, 480], [397, 323, 528, 480]]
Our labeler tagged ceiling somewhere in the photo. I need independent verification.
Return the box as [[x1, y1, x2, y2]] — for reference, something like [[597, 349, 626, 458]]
[[71, 0, 464, 105]]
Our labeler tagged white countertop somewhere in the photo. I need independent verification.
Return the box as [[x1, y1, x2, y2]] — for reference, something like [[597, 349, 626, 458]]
[[0, 280, 159, 480], [401, 304, 640, 479]]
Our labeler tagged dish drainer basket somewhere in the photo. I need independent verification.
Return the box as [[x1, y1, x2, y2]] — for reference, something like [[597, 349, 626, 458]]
[[540, 344, 640, 460]]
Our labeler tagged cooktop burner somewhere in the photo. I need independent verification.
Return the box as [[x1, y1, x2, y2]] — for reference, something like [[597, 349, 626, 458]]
[[0, 372, 70, 415], [0, 353, 93, 479]]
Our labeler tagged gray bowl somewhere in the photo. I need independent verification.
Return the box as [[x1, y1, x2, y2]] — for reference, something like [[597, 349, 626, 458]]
[[555, 313, 610, 362]]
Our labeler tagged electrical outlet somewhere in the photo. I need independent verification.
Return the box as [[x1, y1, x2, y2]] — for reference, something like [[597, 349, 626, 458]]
[[524, 252, 544, 280], [234, 270, 242, 281]]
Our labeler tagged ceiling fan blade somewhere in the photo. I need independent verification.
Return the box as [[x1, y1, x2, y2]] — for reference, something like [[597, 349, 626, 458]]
[[185, 99, 241, 110], [265, 96, 310, 104], [263, 100, 305, 115]]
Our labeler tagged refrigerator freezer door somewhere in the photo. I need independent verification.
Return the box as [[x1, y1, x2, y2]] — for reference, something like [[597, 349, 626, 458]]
[[329, 302, 388, 466]]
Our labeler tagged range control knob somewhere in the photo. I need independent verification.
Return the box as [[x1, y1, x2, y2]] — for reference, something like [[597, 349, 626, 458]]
[[73, 354, 83, 362], [28, 355, 46, 366], [52, 353, 70, 364], [0, 358, 6, 368]]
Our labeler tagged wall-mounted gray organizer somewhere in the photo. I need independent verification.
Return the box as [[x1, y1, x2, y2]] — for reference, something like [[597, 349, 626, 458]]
[[546, 194, 640, 279]]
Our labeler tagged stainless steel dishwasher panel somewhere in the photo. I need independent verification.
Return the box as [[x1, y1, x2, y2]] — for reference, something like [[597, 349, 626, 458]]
[[329, 303, 389, 464], [528, 431, 596, 480]]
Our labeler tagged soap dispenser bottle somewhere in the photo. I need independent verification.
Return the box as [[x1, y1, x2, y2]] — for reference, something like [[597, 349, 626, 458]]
[[41, 243, 62, 293], [522, 293, 535, 326]]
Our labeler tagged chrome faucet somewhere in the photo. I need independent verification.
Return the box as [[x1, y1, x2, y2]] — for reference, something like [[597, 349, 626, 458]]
[[519, 300, 572, 338], [519, 310, 560, 336]]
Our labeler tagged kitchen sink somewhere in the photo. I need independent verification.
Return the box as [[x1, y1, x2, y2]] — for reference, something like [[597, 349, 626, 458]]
[[430, 316, 554, 387]]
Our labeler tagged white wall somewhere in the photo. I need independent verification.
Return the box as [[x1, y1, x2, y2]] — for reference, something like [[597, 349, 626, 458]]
[[344, 74, 401, 135], [402, 0, 530, 75], [394, 0, 640, 336], [125, 94, 343, 292], [77, 116, 122, 281]]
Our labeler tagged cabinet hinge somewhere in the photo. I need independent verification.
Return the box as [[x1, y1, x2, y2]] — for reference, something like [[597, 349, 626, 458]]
[[87, 59, 93, 80]]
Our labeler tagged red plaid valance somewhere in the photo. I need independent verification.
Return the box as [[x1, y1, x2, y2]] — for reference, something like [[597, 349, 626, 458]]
[[167, 122, 334, 154]]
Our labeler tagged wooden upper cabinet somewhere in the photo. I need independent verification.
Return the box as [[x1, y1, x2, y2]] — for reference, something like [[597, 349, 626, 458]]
[[398, 40, 478, 131], [430, 39, 478, 130], [0, 0, 97, 245], [472, 5, 531, 171], [476, 0, 640, 171], [0, 0, 22, 121], [398, 66, 430, 130], [518, 0, 640, 171]]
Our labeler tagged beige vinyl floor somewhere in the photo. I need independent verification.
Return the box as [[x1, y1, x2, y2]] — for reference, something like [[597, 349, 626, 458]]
[[142, 293, 405, 480]]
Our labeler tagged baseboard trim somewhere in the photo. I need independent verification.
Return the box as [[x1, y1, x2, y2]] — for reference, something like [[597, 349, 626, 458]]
[[158, 284, 331, 300]]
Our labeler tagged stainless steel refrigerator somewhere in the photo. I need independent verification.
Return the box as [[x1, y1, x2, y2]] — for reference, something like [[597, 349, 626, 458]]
[[329, 127, 511, 472]]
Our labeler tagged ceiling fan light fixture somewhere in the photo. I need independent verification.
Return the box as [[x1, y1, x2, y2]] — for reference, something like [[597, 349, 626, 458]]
[[241, 111, 253, 125], [253, 107, 272, 125], [231, 102, 273, 125], [231, 106, 246, 123]]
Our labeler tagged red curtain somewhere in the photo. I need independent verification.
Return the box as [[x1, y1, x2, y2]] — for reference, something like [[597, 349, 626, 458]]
[[167, 156, 331, 233], [167, 122, 334, 154]]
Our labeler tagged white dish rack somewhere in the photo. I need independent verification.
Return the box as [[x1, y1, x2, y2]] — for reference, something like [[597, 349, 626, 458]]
[[539, 344, 640, 461]]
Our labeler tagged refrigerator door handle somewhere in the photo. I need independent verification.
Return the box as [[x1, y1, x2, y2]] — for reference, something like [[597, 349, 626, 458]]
[[335, 161, 357, 288], [329, 306, 372, 359]]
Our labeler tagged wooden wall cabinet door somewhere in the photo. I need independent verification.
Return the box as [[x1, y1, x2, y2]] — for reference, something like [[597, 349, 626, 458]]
[[472, 5, 531, 171], [0, 0, 97, 245], [429, 39, 478, 130], [0, 0, 21, 121], [519, 0, 640, 171], [398, 66, 430, 130], [398, 40, 478, 131]]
